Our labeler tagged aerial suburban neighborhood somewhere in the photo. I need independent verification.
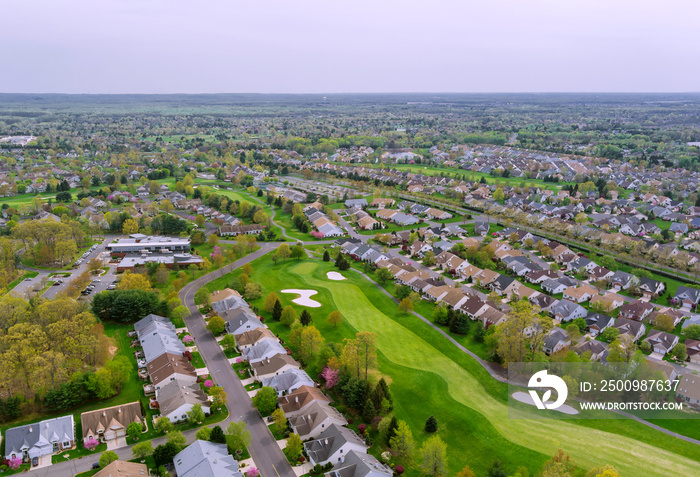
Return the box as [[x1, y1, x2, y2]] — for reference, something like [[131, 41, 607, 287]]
[[1, 1, 700, 475]]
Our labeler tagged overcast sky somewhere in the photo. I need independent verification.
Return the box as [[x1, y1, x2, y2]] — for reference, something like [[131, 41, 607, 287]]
[[1, 0, 698, 94]]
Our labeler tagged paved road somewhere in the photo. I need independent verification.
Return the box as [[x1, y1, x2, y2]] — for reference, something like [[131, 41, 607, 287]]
[[179, 243, 296, 477]]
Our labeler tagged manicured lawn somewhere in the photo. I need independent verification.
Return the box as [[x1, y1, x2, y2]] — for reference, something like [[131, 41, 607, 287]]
[[51, 442, 106, 464], [190, 351, 206, 368], [234, 255, 700, 476]]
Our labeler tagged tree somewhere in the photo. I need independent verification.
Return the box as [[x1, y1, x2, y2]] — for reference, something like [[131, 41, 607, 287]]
[[226, 420, 252, 453], [252, 386, 278, 415], [323, 250, 330, 261], [299, 309, 313, 326], [422, 251, 436, 267], [167, 430, 187, 451], [220, 333, 237, 351], [244, 282, 262, 300], [376, 267, 393, 286], [671, 343, 688, 361], [127, 421, 143, 441], [541, 449, 577, 477], [271, 408, 287, 435], [206, 315, 226, 335], [575, 212, 588, 224], [272, 299, 283, 321], [300, 325, 325, 361], [196, 426, 212, 441], [585, 465, 621, 477], [210, 425, 226, 444], [327, 310, 343, 327], [253, 209, 268, 224], [276, 243, 291, 262], [264, 292, 280, 313], [684, 324, 700, 340], [99, 450, 119, 468], [132, 440, 153, 460], [487, 460, 508, 477], [171, 305, 190, 321], [493, 187, 505, 202], [420, 435, 448, 477], [425, 414, 438, 433], [456, 465, 476, 477], [154, 416, 173, 434], [398, 297, 414, 313], [389, 420, 416, 461], [320, 367, 339, 388], [291, 243, 305, 260], [117, 271, 151, 290], [195, 288, 212, 307], [280, 305, 297, 326], [210, 385, 228, 409], [600, 327, 620, 343], [195, 215, 206, 227], [654, 314, 675, 333], [153, 442, 179, 466], [449, 314, 470, 335], [187, 403, 206, 424], [122, 218, 139, 235], [284, 433, 303, 460]]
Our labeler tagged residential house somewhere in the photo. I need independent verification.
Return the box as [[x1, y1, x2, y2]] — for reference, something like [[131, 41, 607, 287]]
[[676, 375, 700, 407], [173, 440, 242, 477], [563, 284, 597, 303], [278, 385, 332, 418], [638, 277, 665, 299], [574, 340, 607, 361], [544, 328, 571, 355], [684, 339, 700, 365], [251, 353, 301, 381], [4, 416, 75, 462], [489, 275, 520, 297], [234, 328, 278, 351], [218, 224, 264, 236], [322, 450, 393, 477], [649, 307, 686, 328], [222, 307, 264, 336], [550, 299, 587, 322], [525, 270, 559, 284], [370, 198, 395, 209], [589, 293, 625, 311], [585, 313, 615, 336], [146, 352, 198, 390], [304, 424, 367, 467], [81, 403, 143, 447], [613, 317, 646, 341], [94, 461, 148, 477], [156, 381, 210, 423], [261, 368, 315, 397], [541, 279, 568, 295], [211, 288, 248, 314], [610, 271, 638, 291], [288, 401, 348, 440], [674, 286, 700, 310], [241, 338, 287, 364], [619, 299, 655, 322], [644, 330, 680, 356]]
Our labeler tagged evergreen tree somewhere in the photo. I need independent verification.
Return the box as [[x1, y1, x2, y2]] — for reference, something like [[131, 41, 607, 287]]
[[362, 399, 376, 422], [299, 310, 312, 326], [425, 415, 438, 433], [210, 425, 226, 444], [323, 250, 330, 262], [449, 314, 470, 335], [378, 378, 392, 405], [272, 299, 283, 321], [387, 416, 399, 441]]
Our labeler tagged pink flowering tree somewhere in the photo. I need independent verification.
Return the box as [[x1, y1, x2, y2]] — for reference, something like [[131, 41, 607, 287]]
[[320, 367, 339, 389], [210, 246, 222, 260], [84, 437, 99, 451], [236, 357, 242, 364], [204, 379, 214, 388], [8, 456, 22, 470], [246, 467, 259, 477], [183, 335, 194, 344]]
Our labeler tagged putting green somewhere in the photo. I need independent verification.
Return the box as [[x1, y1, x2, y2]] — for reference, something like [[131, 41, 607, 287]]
[[289, 261, 700, 476]]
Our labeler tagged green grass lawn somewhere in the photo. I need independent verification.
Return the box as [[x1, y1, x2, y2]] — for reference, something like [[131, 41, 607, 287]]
[[230, 255, 700, 476], [190, 351, 206, 368]]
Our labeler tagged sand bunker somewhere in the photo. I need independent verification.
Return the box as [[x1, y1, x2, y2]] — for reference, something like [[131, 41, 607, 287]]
[[281, 289, 322, 307], [511, 391, 579, 415], [326, 271, 346, 281]]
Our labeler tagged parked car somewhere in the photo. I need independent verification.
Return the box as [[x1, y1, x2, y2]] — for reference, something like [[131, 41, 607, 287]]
[[92, 462, 100, 469]]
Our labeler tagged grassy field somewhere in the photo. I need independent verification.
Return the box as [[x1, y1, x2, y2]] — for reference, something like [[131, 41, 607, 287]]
[[211, 255, 700, 476]]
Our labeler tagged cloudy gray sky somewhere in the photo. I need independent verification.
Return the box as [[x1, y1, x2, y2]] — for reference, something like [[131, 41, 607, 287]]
[[1, 0, 698, 94]]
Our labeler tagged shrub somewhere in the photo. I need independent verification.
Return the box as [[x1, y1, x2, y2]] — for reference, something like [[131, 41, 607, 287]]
[[84, 436, 99, 451], [357, 424, 367, 434]]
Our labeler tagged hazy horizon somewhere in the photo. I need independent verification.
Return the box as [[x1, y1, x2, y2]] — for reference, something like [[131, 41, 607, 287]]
[[2, 0, 698, 94]]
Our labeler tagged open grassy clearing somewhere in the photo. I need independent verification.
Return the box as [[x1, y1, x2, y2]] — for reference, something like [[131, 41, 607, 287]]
[[213, 255, 700, 476]]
